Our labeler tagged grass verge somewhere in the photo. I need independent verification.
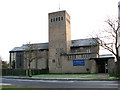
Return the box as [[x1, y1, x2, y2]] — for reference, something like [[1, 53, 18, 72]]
[[1, 86, 45, 90], [0, 86, 20, 88], [34, 74, 95, 77]]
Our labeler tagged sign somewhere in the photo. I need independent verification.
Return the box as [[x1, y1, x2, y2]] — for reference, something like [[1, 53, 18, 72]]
[[73, 59, 85, 66]]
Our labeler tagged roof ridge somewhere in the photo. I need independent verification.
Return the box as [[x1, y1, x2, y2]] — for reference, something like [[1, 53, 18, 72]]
[[71, 38, 97, 41]]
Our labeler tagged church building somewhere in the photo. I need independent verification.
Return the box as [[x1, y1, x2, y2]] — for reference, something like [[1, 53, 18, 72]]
[[9, 10, 115, 74]]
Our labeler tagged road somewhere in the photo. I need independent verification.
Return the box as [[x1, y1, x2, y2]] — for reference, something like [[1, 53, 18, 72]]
[[1, 78, 120, 89]]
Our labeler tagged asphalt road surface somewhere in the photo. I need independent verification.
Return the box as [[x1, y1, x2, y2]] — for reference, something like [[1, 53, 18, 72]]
[[1, 78, 120, 89]]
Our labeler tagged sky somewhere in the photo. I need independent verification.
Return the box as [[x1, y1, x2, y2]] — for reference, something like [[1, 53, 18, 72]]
[[0, 0, 119, 62]]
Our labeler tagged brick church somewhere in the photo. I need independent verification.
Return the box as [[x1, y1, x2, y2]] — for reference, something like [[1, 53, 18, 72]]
[[9, 10, 115, 74]]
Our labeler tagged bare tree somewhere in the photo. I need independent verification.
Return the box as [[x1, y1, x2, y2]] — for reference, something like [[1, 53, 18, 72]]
[[24, 42, 42, 77], [92, 18, 120, 76]]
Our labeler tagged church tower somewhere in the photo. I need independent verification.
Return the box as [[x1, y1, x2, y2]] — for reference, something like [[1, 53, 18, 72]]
[[48, 10, 71, 73]]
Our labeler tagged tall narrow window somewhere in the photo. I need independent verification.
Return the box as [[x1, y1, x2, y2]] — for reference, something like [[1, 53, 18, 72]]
[[56, 49, 58, 54], [61, 17, 63, 20], [56, 18, 57, 21], [19, 55, 22, 66], [67, 56, 69, 60], [54, 18, 55, 22], [81, 55, 83, 59], [51, 19, 52, 22], [59, 17, 60, 21], [74, 55, 76, 59]]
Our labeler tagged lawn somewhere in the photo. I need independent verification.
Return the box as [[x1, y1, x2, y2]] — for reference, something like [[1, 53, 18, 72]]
[[0, 86, 19, 88], [1, 86, 44, 90], [33, 74, 96, 79], [0, 86, 20, 90], [34, 74, 95, 77]]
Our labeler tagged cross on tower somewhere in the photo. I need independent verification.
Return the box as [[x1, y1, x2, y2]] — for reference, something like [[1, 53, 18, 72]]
[[59, 3, 60, 10]]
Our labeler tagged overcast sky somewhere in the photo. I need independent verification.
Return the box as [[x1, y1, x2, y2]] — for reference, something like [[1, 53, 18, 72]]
[[0, 0, 119, 62]]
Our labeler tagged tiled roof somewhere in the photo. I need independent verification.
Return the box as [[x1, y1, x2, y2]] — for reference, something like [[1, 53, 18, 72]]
[[71, 38, 98, 47], [10, 43, 48, 52], [10, 38, 98, 52]]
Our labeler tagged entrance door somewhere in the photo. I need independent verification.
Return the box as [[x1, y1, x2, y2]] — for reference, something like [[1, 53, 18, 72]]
[[97, 60, 105, 73]]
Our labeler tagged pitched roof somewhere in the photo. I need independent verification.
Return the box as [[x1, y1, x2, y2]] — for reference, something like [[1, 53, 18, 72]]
[[10, 38, 98, 52], [71, 38, 98, 47], [10, 43, 48, 52]]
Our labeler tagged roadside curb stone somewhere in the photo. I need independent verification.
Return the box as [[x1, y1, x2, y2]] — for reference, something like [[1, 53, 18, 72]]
[[2, 73, 119, 81], [2, 77, 119, 81]]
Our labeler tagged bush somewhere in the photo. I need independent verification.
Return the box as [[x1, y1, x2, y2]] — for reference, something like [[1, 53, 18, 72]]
[[109, 73, 120, 78]]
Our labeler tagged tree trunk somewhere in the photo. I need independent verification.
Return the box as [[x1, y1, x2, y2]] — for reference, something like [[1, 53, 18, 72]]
[[28, 61, 32, 77], [116, 56, 120, 77]]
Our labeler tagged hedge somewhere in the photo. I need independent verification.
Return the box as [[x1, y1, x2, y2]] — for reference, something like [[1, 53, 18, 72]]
[[1, 68, 49, 76]]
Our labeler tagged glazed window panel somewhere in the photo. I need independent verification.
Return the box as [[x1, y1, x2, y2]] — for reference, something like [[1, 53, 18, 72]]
[[75, 55, 76, 59], [59, 17, 60, 21], [51, 19, 52, 22], [56, 49, 58, 54], [53, 18, 55, 22], [61, 17, 63, 20], [56, 18, 57, 21], [52, 59, 55, 63]]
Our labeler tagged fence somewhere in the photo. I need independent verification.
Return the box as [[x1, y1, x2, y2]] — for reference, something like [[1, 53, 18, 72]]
[[1, 68, 49, 76]]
